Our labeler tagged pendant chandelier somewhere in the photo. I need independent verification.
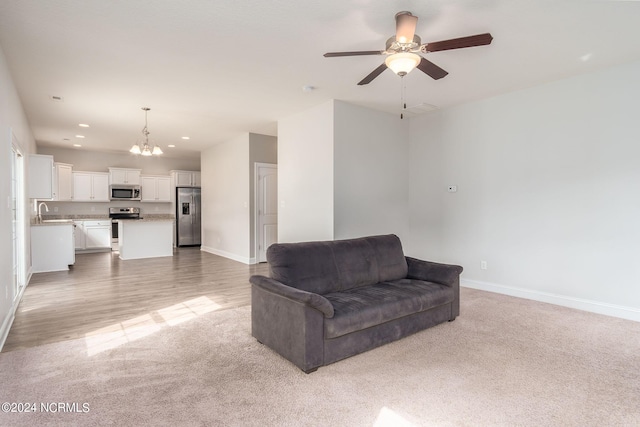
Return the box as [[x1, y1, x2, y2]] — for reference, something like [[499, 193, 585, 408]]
[[130, 107, 162, 156]]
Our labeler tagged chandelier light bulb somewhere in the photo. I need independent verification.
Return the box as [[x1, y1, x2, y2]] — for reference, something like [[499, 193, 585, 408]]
[[130, 107, 162, 156]]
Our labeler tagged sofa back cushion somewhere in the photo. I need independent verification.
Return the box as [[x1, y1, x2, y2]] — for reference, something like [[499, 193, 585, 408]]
[[267, 234, 408, 295]]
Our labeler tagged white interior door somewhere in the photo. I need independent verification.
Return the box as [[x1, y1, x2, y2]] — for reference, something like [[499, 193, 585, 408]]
[[256, 164, 277, 263]]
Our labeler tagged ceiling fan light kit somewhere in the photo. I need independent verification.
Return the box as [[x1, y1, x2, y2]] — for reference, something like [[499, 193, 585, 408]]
[[324, 11, 493, 85], [385, 52, 421, 76]]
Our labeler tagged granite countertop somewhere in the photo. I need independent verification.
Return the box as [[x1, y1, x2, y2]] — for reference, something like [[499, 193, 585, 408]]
[[115, 216, 175, 223], [33, 214, 175, 225], [31, 219, 75, 226], [35, 215, 110, 221]]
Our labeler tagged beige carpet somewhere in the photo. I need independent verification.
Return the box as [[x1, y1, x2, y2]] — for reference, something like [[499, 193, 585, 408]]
[[1, 288, 639, 426]]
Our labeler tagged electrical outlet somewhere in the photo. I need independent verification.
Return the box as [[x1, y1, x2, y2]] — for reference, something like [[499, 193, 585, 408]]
[[448, 185, 457, 193], [480, 260, 488, 270]]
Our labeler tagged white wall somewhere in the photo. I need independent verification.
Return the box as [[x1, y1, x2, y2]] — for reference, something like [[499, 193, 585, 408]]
[[409, 60, 640, 321], [333, 101, 410, 242], [278, 100, 334, 243], [278, 100, 412, 245], [37, 146, 200, 174], [201, 134, 251, 263], [0, 45, 37, 349], [200, 132, 276, 263], [407, 112, 445, 261]]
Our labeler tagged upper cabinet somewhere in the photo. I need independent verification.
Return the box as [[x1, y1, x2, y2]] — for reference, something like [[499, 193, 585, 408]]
[[140, 175, 171, 202], [170, 170, 201, 187], [53, 162, 73, 201], [72, 172, 110, 202], [109, 168, 141, 185], [28, 154, 54, 199]]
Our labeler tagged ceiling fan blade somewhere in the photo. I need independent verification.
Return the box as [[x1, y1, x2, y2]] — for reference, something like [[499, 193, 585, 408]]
[[417, 58, 448, 80], [395, 11, 418, 43], [324, 50, 385, 57], [357, 63, 388, 85], [422, 33, 493, 53]]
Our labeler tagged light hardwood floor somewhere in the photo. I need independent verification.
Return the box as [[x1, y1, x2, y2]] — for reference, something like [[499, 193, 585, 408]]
[[2, 248, 268, 352]]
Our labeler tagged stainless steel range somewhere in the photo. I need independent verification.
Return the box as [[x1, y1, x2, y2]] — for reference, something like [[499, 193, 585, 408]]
[[109, 207, 141, 250]]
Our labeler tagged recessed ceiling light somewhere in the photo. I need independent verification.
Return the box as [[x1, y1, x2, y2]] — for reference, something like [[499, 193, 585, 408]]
[[78, 123, 90, 128], [181, 136, 190, 140], [73, 144, 82, 147], [75, 135, 85, 138], [168, 144, 176, 148]]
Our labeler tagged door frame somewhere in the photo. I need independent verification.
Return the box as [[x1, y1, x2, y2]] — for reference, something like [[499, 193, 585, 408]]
[[10, 132, 26, 299], [254, 162, 277, 263]]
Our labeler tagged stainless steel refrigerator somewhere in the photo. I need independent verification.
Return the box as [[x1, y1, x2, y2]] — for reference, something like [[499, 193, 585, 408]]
[[176, 187, 201, 247]]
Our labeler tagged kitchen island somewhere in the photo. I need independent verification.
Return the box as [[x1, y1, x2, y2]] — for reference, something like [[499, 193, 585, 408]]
[[118, 217, 174, 260]]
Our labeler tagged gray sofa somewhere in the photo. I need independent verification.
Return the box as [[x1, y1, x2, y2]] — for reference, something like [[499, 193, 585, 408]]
[[250, 234, 463, 373]]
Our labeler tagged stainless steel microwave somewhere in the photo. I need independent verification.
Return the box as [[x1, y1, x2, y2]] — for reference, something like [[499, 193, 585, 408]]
[[110, 185, 141, 201]]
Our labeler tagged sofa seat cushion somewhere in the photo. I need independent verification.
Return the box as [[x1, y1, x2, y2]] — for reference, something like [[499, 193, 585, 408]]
[[323, 279, 454, 339]]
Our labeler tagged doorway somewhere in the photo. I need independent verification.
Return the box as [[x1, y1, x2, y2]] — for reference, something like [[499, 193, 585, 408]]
[[255, 163, 277, 263], [11, 135, 26, 301]]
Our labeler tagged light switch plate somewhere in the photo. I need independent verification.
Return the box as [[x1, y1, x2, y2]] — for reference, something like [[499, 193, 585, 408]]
[[448, 185, 458, 193]]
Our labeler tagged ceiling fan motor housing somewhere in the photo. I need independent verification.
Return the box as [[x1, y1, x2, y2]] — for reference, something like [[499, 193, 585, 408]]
[[385, 35, 422, 54]]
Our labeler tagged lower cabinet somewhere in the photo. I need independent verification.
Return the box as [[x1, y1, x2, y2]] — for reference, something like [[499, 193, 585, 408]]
[[74, 220, 112, 251], [31, 224, 75, 273]]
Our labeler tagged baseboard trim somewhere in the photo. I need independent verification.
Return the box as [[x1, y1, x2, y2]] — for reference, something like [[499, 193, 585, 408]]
[[200, 246, 253, 265], [0, 312, 15, 352], [0, 274, 29, 352], [462, 278, 640, 322]]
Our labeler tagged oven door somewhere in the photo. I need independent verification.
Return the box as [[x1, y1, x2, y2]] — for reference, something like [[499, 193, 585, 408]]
[[111, 219, 119, 250]]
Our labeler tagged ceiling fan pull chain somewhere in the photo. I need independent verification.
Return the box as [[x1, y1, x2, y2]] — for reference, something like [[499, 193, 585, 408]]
[[400, 76, 407, 119]]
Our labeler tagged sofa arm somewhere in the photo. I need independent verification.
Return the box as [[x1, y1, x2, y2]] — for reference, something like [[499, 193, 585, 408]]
[[406, 257, 463, 320], [250, 275, 327, 373], [249, 275, 334, 318], [405, 257, 463, 287]]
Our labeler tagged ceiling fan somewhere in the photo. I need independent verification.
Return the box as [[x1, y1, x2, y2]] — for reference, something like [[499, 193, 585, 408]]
[[324, 11, 493, 85]]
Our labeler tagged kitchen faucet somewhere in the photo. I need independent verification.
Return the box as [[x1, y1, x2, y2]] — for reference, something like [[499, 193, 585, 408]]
[[37, 202, 49, 223]]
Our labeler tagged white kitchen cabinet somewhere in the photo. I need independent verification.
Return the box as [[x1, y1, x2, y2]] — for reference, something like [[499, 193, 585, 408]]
[[170, 170, 201, 187], [31, 223, 75, 272], [72, 172, 110, 202], [84, 221, 112, 249], [74, 221, 85, 250], [53, 162, 73, 201], [109, 168, 141, 185], [141, 175, 171, 202], [28, 154, 54, 199], [74, 220, 111, 251]]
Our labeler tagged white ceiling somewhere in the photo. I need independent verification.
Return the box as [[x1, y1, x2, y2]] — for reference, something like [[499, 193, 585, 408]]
[[1, 1, 640, 159]]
